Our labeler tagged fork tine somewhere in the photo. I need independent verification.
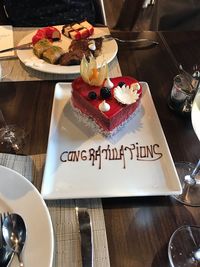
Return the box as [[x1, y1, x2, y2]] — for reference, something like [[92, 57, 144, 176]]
[[0, 212, 8, 248], [0, 213, 2, 249], [3, 211, 9, 217]]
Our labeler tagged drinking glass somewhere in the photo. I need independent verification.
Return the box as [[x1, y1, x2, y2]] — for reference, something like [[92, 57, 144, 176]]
[[172, 89, 200, 206], [168, 225, 200, 267], [168, 73, 197, 116], [0, 111, 26, 154]]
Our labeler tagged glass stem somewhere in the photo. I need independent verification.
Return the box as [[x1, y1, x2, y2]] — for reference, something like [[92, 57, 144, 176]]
[[191, 159, 200, 179], [0, 110, 7, 127], [185, 159, 200, 185]]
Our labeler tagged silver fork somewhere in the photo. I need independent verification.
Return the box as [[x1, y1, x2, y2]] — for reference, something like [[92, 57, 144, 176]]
[[90, 34, 159, 45], [105, 35, 159, 45], [0, 213, 3, 249]]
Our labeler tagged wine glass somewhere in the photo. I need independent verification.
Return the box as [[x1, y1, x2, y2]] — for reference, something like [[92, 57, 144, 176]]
[[168, 89, 200, 266], [171, 88, 200, 206], [0, 110, 26, 154], [168, 225, 200, 267]]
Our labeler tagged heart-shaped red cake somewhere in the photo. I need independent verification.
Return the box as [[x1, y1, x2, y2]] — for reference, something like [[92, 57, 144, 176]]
[[71, 76, 142, 135]]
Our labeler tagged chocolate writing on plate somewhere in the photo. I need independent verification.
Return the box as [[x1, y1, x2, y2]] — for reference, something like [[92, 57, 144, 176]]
[[60, 142, 163, 169]]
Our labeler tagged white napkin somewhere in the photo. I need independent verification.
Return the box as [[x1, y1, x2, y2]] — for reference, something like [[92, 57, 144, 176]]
[[0, 25, 14, 57]]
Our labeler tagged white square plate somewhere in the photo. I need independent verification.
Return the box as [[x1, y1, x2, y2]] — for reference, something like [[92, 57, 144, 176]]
[[41, 82, 182, 199]]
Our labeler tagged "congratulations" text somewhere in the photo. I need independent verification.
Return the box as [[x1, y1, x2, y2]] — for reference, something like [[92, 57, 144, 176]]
[[60, 142, 163, 169]]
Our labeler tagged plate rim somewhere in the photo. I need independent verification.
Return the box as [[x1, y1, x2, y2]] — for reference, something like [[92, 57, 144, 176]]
[[0, 164, 54, 266]]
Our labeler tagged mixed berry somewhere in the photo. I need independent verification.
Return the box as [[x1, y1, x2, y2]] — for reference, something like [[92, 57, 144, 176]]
[[88, 91, 97, 100], [118, 81, 126, 87], [100, 87, 111, 99]]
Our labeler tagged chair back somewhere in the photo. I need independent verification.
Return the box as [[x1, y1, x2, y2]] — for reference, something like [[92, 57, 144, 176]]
[[0, 3, 9, 25], [113, 0, 145, 31]]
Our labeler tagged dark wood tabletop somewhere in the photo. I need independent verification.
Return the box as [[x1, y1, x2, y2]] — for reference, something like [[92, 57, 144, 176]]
[[0, 31, 200, 267]]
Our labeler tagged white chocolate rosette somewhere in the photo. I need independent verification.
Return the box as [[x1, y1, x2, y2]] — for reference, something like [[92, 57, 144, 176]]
[[114, 84, 139, 105]]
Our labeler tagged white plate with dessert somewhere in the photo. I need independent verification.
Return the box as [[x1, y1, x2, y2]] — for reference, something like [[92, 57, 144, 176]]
[[16, 24, 118, 74], [41, 61, 181, 199]]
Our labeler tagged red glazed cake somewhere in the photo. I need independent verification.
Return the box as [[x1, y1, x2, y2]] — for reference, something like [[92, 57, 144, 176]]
[[32, 26, 61, 45], [71, 76, 142, 135]]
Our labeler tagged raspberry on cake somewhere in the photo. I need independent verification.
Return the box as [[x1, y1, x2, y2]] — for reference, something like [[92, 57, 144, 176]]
[[71, 56, 142, 135]]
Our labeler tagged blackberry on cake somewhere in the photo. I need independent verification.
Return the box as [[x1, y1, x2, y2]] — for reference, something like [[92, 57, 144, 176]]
[[88, 91, 97, 100], [118, 81, 126, 87], [100, 87, 111, 99]]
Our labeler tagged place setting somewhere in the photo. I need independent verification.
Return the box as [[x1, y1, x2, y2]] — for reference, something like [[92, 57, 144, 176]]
[[0, 20, 160, 82], [0, 21, 190, 267], [166, 65, 200, 267], [1, 8, 200, 266], [0, 164, 54, 267], [167, 64, 200, 206], [0, 21, 121, 267], [0, 22, 119, 81]]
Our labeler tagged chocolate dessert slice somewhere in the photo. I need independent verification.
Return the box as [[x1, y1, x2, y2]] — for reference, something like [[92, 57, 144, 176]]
[[59, 38, 103, 66]]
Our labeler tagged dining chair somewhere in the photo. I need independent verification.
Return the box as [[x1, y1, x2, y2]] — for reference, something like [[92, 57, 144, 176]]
[[93, 0, 107, 25], [112, 0, 145, 31], [0, 3, 9, 25], [149, 0, 200, 31], [0, 0, 106, 27]]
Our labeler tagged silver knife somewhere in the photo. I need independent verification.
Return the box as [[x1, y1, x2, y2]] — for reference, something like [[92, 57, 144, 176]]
[[0, 42, 32, 53], [75, 207, 93, 267]]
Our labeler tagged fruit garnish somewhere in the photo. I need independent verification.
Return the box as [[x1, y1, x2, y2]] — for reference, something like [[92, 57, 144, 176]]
[[80, 55, 108, 86], [88, 91, 97, 100], [89, 68, 98, 81], [100, 87, 111, 99], [118, 81, 126, 87]]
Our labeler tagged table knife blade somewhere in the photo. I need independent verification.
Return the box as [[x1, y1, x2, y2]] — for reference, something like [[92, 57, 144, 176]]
[[76, 207, 93, 267], [0, 42, 32, 53]]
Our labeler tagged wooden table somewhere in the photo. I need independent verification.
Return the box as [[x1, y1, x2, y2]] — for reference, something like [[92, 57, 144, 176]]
[[0, 31, 200, 267]]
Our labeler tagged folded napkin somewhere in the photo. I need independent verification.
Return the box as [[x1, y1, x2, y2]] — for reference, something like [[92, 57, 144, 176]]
[[0, 25, 15, 58]]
